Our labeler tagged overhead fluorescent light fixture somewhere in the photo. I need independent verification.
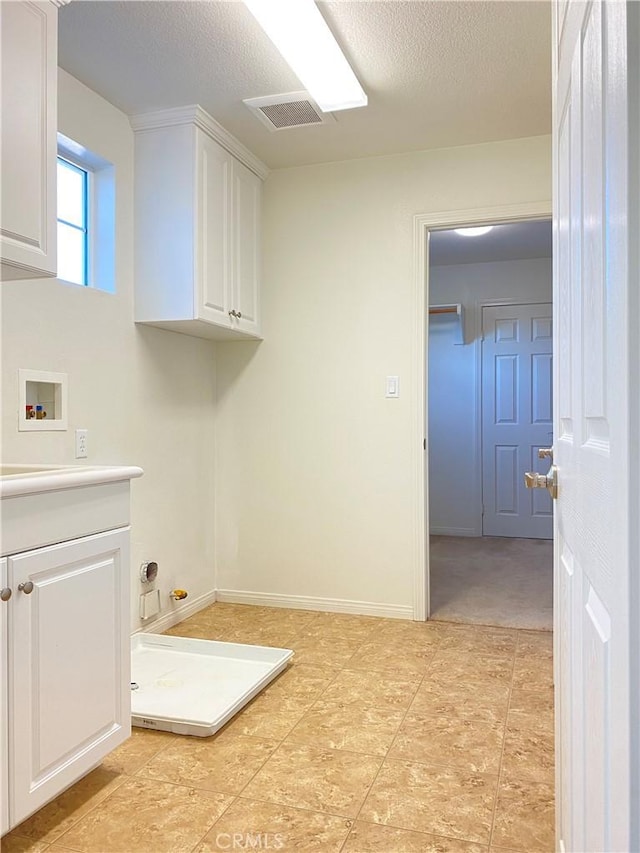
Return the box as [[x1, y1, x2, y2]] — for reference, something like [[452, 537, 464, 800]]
[[454, 226, 494, 237], [244, 0, 367, 113]]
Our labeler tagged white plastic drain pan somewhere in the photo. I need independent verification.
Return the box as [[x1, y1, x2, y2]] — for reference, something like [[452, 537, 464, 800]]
[[131, 633, 294, 737]]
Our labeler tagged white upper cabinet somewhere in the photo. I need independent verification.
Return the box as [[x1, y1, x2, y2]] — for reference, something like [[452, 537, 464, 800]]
[[133, 106, 266, 340], [0, 1, 59, 281]]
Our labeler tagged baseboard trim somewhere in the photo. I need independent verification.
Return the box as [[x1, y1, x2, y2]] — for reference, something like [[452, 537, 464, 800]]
[[215, 589, 414, 620], [430, 527, 480, 537], [132, 588, 415, 632], [135, 589, 217, 634]]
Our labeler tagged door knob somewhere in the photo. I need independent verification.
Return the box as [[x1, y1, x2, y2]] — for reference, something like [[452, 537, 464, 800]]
[[18, 581, 34, 594], [524, 466, 558, 499], [538, 447, 553, 460], [525, 472, 547, 489], [0, 588, 11, 602]]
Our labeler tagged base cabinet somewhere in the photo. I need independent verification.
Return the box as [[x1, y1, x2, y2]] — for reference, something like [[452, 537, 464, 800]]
[[1, 529, 130, 833], [1, 559, 8, 836]]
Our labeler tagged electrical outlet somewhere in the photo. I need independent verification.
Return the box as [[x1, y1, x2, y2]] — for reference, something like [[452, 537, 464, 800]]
[[75, 428, 88, 459]]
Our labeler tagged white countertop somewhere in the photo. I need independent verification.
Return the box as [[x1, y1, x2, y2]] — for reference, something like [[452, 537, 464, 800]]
[[1, 464, 144, 498]]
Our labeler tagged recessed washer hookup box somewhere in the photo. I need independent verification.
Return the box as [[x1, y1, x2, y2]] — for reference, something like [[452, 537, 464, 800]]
[[131, 633, 294, 737]]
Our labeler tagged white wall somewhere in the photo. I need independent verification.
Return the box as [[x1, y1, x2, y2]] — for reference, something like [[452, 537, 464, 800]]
[[215, 135, 552, 616], [428, 257, 552, 536], [1, 70, 553, 622], [1, 70, 218, 632]]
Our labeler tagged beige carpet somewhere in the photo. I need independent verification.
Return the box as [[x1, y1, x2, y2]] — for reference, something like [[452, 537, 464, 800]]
[[429, 535, 553, 631]]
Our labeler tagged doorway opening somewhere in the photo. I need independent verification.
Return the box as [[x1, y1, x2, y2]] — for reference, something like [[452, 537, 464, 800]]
[[427, 218, 553, 630]]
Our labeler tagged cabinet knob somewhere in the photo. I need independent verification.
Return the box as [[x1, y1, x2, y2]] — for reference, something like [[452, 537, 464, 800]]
[[18, 581, 34, 595], [0, 588, 11, 602], [236, 311, 242, 319], [228, 310, 242, 320]]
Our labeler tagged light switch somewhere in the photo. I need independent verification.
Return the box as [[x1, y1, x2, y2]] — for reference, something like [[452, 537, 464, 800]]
[[386, 375, 400, 398]]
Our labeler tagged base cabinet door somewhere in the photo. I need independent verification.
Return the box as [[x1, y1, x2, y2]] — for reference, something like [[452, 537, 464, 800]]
[[7, 529, 130, 827], [1, 558, 8, 837]]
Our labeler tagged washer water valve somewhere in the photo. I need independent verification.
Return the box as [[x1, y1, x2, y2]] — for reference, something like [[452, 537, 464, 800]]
[[170, 589, 188, 601]]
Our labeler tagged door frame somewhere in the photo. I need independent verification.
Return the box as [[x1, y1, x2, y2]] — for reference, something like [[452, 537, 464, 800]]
[[477, 298, 553, 539], [412, 200, 552, 620]]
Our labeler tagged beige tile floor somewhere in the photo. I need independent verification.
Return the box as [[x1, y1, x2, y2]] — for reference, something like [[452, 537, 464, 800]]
[[4, 604, 555, 853]]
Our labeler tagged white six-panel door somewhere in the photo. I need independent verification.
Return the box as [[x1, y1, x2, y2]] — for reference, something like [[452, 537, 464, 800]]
[[554, 1, 636, 849], [482, 303, 553, 539]]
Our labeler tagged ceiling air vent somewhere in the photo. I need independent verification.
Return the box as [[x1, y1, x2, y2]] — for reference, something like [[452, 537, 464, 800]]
[[243, 92, 335, 132]]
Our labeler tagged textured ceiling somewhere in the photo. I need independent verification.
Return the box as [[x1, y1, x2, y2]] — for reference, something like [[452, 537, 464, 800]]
[[430, 220, 552, 267], [58, 1, 551, 170]]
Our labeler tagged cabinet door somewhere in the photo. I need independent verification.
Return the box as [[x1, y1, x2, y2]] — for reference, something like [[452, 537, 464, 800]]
[[8, 530, 130, 827], [197, 131, 233, 327], [0, 1, 57, 280], [232, 159, 261, 336], [1, 558, 8, 837]]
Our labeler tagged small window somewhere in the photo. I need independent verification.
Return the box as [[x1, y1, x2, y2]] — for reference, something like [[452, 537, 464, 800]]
[[56, 134, 115, 293], [57, 156, 89, 286]]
